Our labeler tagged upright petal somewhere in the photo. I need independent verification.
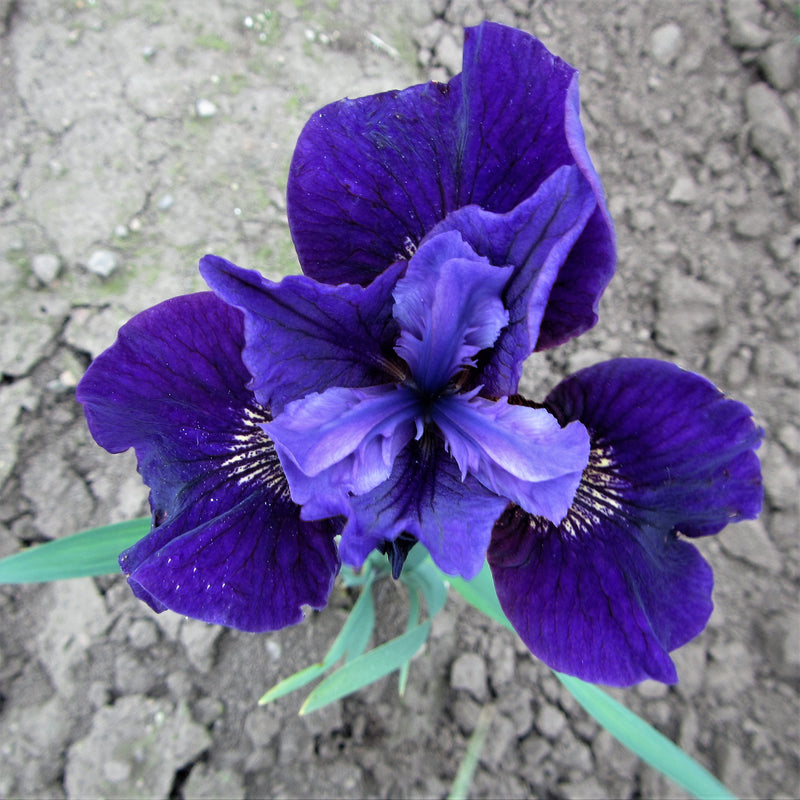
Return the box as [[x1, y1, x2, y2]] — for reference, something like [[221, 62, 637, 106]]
[[339, 437, 509, 580], [432, 393, 589, 522], [489, 359, 763, 685], [287, 21, 612, 299], [430, 165, 600, 394], [76, 293, 340, 631], [393, 231, 512, 393], [201, 254, 405, 414]]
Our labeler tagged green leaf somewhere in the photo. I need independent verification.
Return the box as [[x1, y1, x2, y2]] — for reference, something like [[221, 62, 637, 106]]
[[257, 662, 329, 705], [339, 582, 376, 664], [0, 517, 150, 584], [259, 578, 376, 706], [403, 559, 448, 617], [300, 620, 431, 715], [556, 673, 736, 800], [448, 704, 496, 800], [447, 561, 512, 631], [398, 582, 421, 696], [440, 559, 737, 800]]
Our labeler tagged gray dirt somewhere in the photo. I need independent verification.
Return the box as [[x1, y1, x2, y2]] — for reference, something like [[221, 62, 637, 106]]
[[1, 0, 798, 798]]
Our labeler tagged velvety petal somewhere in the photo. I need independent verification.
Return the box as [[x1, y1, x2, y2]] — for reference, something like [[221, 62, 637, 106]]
[[201, 254, 405, 414], [267, 385, 421, 512], [123, 488, 341, 632], [543, 359, 764, 536], [393, 231, 512, 393], [76, 293, 340, 631], [429, 165, 599, 394], [339, 437, 509, 580], [537, 75, 615, 351], [288, 21, 612, 294], [488, 359, 763, 685], [432, 393, 589, 522]]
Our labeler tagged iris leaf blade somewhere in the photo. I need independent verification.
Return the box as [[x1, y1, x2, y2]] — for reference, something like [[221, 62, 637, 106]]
[[555, 673, 736, 800], [398, 583, 421, 696], [258, 662, 329, 705], [300, 620, 431, 715], [0, 517, 150, 584], [440, 558, 737, 800], [403, 559, 448, 617]]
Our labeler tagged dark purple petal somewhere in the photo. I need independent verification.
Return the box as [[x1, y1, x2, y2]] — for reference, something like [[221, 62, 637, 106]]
[[200, 254, 405, 414], [122, 490, 339, 632], [432, 393, 589, 522], [288, 21, 613, 297], [430, 165, 600, 394], [76, 293, 340, 631], [393, 231, 511, 393], [544, 359, 764, 536], [488, 359, 763, 685], [266, 385, 420, 514], [340, 437, 509, 580]]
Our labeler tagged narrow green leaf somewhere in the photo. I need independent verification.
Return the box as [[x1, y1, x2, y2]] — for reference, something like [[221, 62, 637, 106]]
[[447, 561, 512, 631], [324, 578, 375, 667], [441, 558, 737, 800], [300, 621, 431, 715], [448, 704, 496, 800], [259, 579, 376, 706], [398, 583, 421, 696], [404, 559, 448, 617], [340, 583, 376, 664], [258, 662, 329, 705], [556, 673, 737, 800], [0, 517, 150, 584]]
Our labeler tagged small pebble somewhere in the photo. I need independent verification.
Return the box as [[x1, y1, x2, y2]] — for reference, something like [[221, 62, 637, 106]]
[[196, 98, 218, 118], [450, 652, 488, 701], [31, 253, 60, 284], [759, 41, 800, 92], [745, 84, 793, 136], [667, 175, 698, 205], [157, 194, 174, 211], [650, 23, 683, 66], [86, 249, 118, 277]]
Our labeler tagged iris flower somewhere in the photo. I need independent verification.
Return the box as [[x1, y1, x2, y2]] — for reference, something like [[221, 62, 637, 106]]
[[77, 23, 762, 686]]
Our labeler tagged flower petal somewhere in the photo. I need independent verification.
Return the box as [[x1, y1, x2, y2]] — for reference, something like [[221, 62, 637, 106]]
[[339, 437, 509, 580], [201, 254, 404, 414], [76, 293, 340, 631], [430, 165, 601, 394], [432, 394, 589, 522], [266, 385, 421, 516], [488, 359, 763, 685], [393, 231, 512, 393], [288, 21, 612, 294]]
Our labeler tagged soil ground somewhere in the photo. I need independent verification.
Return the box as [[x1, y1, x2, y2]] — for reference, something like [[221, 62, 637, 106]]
[[1, 1, 798, 798]]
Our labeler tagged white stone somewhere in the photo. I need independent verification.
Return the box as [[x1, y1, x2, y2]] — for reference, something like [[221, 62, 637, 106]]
[[86, 248, 118, 277], [31, 253, 60, 284], [650, 23, 683, 66], [196, 98, 217, 118]]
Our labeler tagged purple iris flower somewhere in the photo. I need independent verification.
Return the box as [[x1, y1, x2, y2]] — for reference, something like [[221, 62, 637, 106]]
[[76, 22, 763, 686]]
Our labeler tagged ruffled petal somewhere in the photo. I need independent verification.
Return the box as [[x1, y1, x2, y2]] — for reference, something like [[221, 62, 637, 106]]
[[432, 393, 589, 522], [430, 165, 599, 394], [201, 254, 404, 414], [488, 359, 763, 685], [339, 437, 509, 580], [393, 231, 511, 393], [267, 385, 421, 515], [76, 293, 340, 631], [537, 75, 615, 351], [288, 21, 612, 297]]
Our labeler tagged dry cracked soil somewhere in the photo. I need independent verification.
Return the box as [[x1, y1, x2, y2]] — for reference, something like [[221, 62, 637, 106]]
[[1, 0, 799, 798]]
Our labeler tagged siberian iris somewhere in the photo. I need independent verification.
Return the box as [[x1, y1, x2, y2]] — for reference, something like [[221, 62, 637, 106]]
[[76, 22, 763, 686]]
